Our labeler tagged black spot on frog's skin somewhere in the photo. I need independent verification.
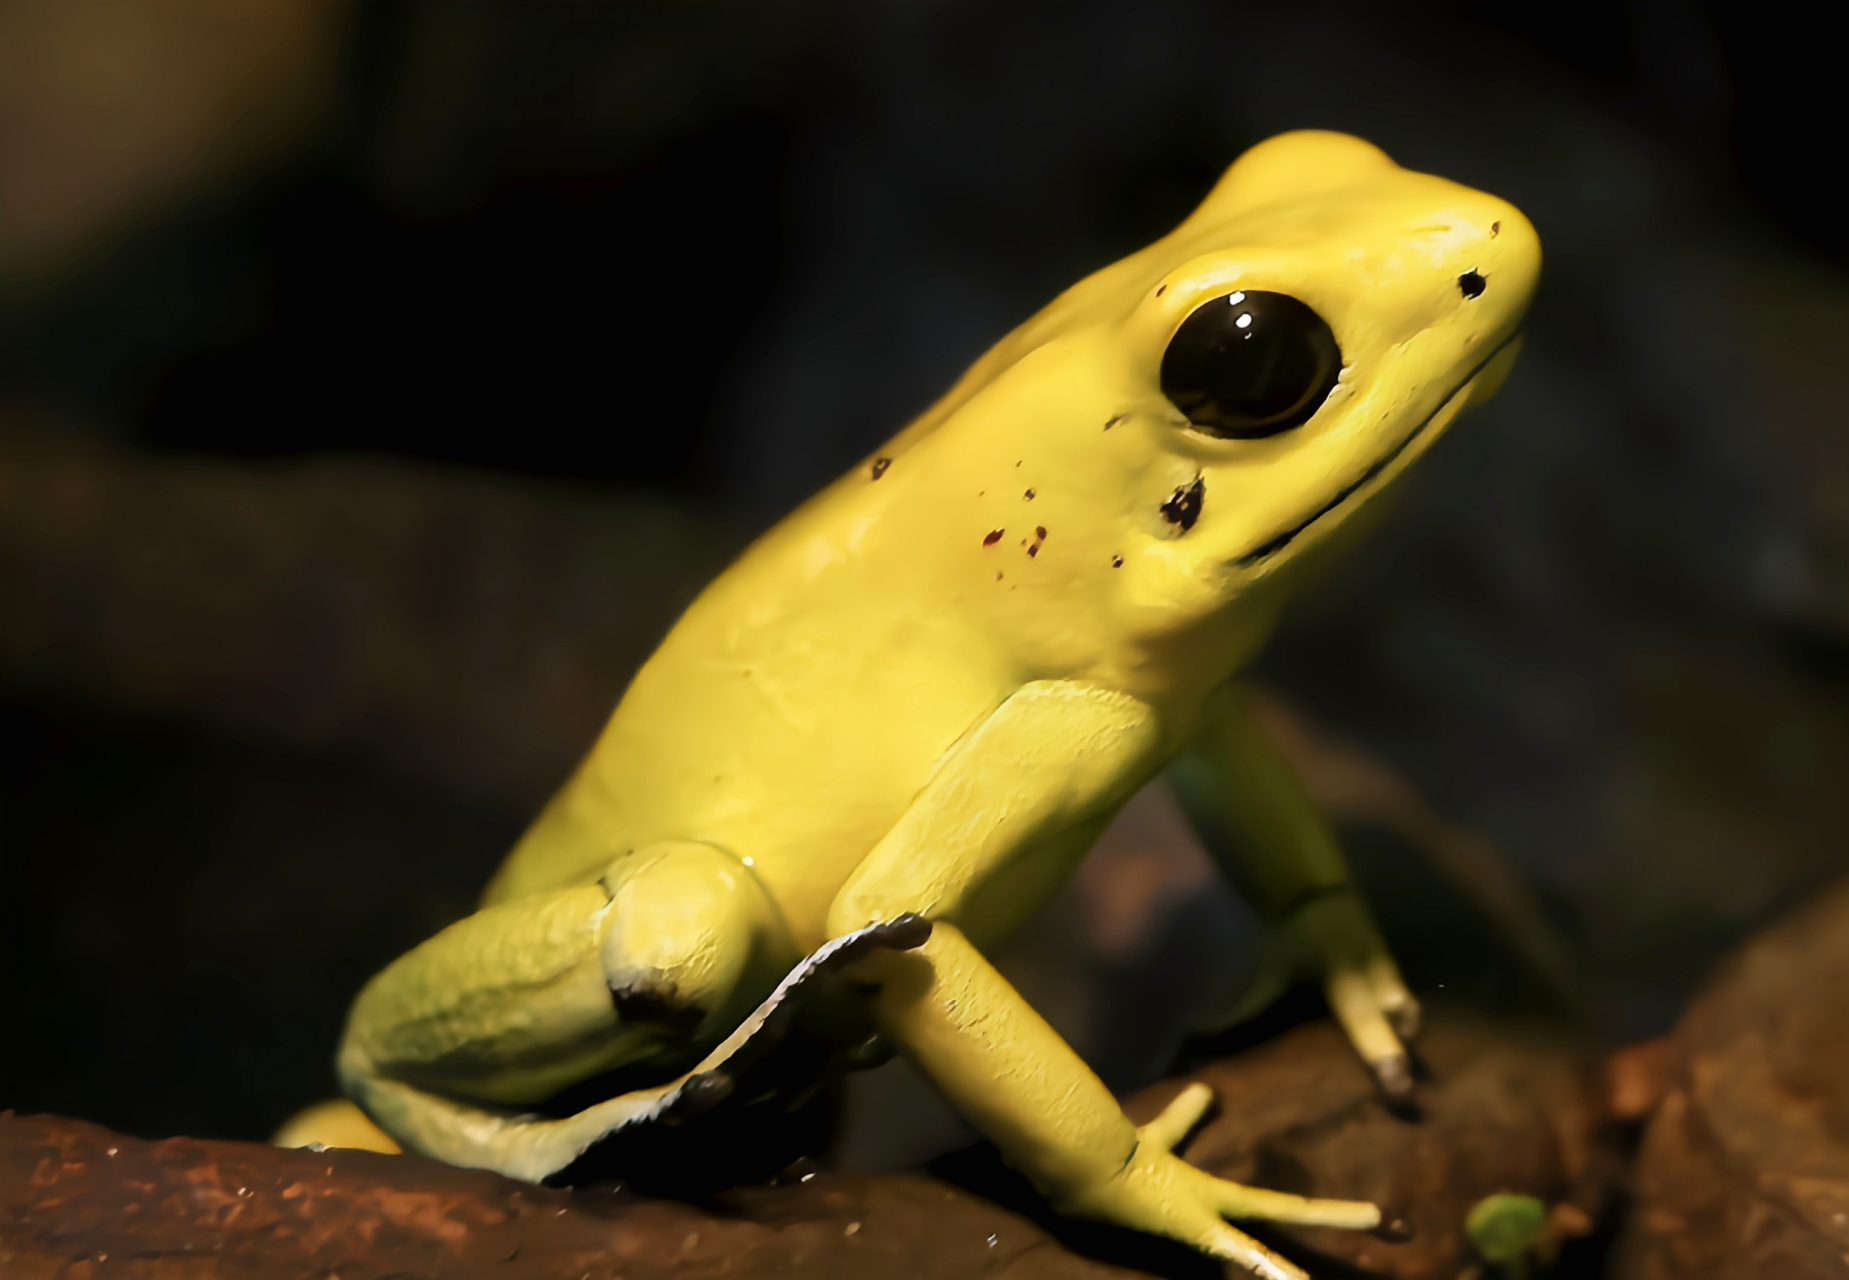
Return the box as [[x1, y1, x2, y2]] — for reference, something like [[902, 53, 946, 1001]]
[[1111, 554, 1124, 568], [1155, 284, 1167, 297], [869, 457, 891, 480], [1490, 221, 1501, 238], [1035, 525, 1047, 540], [1457, 270, 1486, 300], [983, 528, 1005, 546], [1103, 413, 1129, 431], [1025, 525, 1048, 558], [1159, 477, 1204, 532], [1023, 488, 1036, 500]]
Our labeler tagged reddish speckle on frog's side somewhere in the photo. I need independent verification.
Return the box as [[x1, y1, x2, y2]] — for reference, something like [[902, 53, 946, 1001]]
[[983, 529, 1004, 547]]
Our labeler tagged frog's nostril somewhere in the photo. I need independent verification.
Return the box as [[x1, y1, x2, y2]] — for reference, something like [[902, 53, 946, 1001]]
[[1457, 270, 1486, 300]]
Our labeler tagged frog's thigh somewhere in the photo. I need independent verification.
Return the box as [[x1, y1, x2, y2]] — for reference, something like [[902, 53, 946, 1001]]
[[338, 840, 763, 1180]]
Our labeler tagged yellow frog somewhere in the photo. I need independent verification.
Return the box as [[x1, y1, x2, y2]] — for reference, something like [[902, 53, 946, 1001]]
[[286, 131, 1538, 1280]]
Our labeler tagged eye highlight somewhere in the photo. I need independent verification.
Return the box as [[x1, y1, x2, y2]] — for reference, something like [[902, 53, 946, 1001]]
[[1159, 291, 1342, 438]]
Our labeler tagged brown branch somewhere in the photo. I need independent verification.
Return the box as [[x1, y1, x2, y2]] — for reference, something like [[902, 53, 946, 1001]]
[[1, 1011, 1620, 1279]]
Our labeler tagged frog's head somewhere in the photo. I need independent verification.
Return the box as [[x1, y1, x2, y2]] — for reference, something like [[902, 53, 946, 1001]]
[[909, 131, 1531, 610], [1100, 131, 1540, 604], [869, 131, 1538, 676]]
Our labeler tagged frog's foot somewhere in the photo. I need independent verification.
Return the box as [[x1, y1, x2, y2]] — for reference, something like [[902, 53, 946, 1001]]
[[1198, 887, 1420, 1099], [1077, 1082, 1382, 1280], [272, 1097, 400, 1154], [1325, 949, 1421, 1098], [1291, 889, 1421, 1099]]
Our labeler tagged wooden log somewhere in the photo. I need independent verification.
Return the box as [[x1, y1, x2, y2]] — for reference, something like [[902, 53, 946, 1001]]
[[0, 1011, 1619, 1279]]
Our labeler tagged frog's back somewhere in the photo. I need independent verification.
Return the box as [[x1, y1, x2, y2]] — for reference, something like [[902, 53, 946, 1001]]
[[481, 460, 1029, 946]]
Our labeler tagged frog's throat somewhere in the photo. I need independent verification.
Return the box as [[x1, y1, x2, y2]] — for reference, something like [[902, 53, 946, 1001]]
[[1232, 329, 1524, 569]]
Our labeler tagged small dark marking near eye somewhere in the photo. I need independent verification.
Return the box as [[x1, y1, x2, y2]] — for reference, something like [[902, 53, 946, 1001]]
[[1035, 526, 1047, 540], [1490, 221, 1501, 237], [1159, 477, 1205, 532], [1111, 554, 1124, 568], [869, 457, 891, 480], [1457, 270, 1486, 300], [983, 529, 1004, 546], [1155, 284, 1167, 297], [1023, 488, 1036, 500], [1027, 544, 1039, 558], [1104, 413, 1129, 431]]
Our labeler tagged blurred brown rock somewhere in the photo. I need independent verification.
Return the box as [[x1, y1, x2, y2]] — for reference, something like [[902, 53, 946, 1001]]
[[1126, 1015, 1619, 1278], [1613, 878, 1849, 1279], [0, 0, 347, 285], [0, 435, 741, 812], [0, 1011, 1617, 1279]]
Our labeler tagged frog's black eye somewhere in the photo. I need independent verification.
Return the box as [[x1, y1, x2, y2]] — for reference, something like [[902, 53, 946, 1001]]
[[1160, 291, 1343, 438]]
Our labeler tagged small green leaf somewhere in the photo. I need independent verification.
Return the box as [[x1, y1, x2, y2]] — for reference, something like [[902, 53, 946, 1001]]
[[1466, 1193, 1547, 1266]]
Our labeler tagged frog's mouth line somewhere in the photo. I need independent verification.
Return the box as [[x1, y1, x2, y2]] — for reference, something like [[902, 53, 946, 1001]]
[[1232, 330, 1523, 569]]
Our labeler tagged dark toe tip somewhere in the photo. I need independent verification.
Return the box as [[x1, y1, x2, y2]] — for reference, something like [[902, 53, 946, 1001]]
[[1375, 1053, 1414, 1099]]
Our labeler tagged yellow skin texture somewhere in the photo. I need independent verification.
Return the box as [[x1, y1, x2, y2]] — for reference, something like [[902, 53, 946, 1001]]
[[328, 132, 1539, 1278]]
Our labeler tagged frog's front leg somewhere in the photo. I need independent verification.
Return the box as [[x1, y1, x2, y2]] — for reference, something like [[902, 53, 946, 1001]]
[[1168, 681, 1420, 1096], [336, 840, 780, 1182], [828, 681, 1381, 1280]]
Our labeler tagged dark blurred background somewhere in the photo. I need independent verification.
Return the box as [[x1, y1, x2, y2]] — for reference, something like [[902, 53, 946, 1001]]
[[1, 0, 1843, 1173]]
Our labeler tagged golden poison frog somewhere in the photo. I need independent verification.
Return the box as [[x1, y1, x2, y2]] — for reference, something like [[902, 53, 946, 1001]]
[[281, 131, 1538, 1279]]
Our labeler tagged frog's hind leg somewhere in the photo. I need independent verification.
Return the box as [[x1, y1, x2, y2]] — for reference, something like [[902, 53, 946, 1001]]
[[335, 841, 779, 1182]]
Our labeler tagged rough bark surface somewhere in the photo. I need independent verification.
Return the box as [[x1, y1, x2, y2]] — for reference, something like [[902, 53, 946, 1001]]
[[0, 1012, 1618, 1280], [1613, 878, 1849, 1279]]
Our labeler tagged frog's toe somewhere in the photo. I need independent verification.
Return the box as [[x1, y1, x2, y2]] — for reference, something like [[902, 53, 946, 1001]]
[[272, 1098, 401, 1154], [1372, 1050, 1414, 1100], [1203, 1226, 1310, 1280], [1326, 966, 1415, 1099], [1137, 1081, 1215, 1153], [1382, 988, 1422, 1041]]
